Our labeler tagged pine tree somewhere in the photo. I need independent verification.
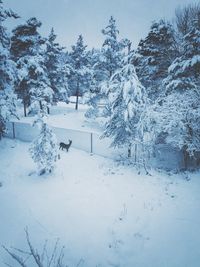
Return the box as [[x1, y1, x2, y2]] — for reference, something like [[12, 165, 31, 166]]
[[103, 53, 147, 157], [134, 19, 177, 100], [45, 28, 70, 103], [164, 16, 200, 93], [84, 48, 108, 118], [11, 17, 44, 60], [29, 120, 58, 175], [11, 17, 47, 116], [160, 16, 200, 167], [101, 16, 128, 78], [100, 17, 130, 116], [68, 35, 90, 110], [17, 54, 54, 114], [143, 17, 200, 168], [28, 76, 57, 176], [0, 0, 19, 137]]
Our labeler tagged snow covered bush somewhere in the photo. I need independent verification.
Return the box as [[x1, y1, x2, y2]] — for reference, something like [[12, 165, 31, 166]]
[[144, 90, 200, 168], [29, 118, 58, 175]]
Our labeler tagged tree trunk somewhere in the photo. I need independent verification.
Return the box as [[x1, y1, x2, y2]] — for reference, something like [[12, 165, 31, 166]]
[[75, 93, 79, 110], [128, 143, 132, 158], [75, 80, 79, 110], [23, 99, 27, 117], [47, 106, 50, 114], [183, 147, 189, 169], [127, 42, 132, 63], [39, 100, 43, 111]]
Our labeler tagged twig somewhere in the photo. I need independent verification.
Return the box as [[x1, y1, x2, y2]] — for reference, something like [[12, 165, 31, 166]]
[[25, 228, 43, 267], [48, 238, 59, 267], [2, 246, 28, 267], [41, 240, 48, 263]]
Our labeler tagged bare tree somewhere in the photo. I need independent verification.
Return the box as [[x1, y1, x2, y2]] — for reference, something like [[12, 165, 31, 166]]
[[175, 3, 200, 35], [3, 229, 68, 267]]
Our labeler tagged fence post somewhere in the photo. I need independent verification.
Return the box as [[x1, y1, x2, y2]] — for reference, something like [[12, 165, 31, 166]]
[[90, 133, 93, 155], [12, 122, 16, 139], [134, 143, 137, 163]]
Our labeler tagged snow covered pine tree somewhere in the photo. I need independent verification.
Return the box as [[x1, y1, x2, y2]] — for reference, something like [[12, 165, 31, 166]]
[[134, 19, 176, 100], [29, 118, 58, 175], [103, 51, 147, 158], [100, 16, 130, 117], [11, 18, 59, 175], [0, 0, 19, 138], [84, 48, 108, 118], [11, 17, 53, 116], [144, 15, 200, 169], [45, 28, 70, 103], [68, 35, 90, 110]]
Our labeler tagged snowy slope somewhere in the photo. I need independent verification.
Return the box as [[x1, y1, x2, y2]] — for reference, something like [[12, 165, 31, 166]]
[[0, 138, 200, 267]]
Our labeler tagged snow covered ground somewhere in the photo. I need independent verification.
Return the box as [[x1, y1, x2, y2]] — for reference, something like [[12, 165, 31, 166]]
[[0, 138, 200, 267], [16, 101, 106, 134]]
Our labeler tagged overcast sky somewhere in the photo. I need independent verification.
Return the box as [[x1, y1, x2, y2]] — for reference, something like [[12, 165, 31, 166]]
[[4, 0, 194, 50]]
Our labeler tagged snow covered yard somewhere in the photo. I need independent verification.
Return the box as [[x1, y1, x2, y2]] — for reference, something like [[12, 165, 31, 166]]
[[0, 138, 200, 267], [16, 101, 105, 133]]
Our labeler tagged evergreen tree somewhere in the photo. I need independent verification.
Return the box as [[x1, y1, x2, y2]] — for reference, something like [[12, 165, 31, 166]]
[[11, 17, 44, 60], [164, 16, 200, 93], [17, 54, 54, 114], [101, 16, 128, 78], [100, 17, 130, 117], [0, 0, 19, 137], [29, 118, 58, 175], [11, 17, 47, 116], [84, 48, 108, 118], [144, 18, 200, 168], [29, 75, 57, 176], [134, 19, 177, 100], [103, 53, 147, 157], [45, 28, 70, 103], [68, 35, 90, 110]]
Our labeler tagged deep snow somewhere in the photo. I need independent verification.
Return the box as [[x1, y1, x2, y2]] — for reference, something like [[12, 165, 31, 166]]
[[0, 138, 200, 267]]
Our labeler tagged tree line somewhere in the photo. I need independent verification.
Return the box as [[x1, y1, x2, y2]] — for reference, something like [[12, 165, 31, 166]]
[[0, 0, 200, 172]]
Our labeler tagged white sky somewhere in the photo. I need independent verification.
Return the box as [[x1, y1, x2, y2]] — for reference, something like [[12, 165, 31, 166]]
[[4, 0, 195, 50]]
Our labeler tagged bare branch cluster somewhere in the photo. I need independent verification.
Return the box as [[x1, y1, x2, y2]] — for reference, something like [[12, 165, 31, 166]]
[[3, 229, 68, 267]]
